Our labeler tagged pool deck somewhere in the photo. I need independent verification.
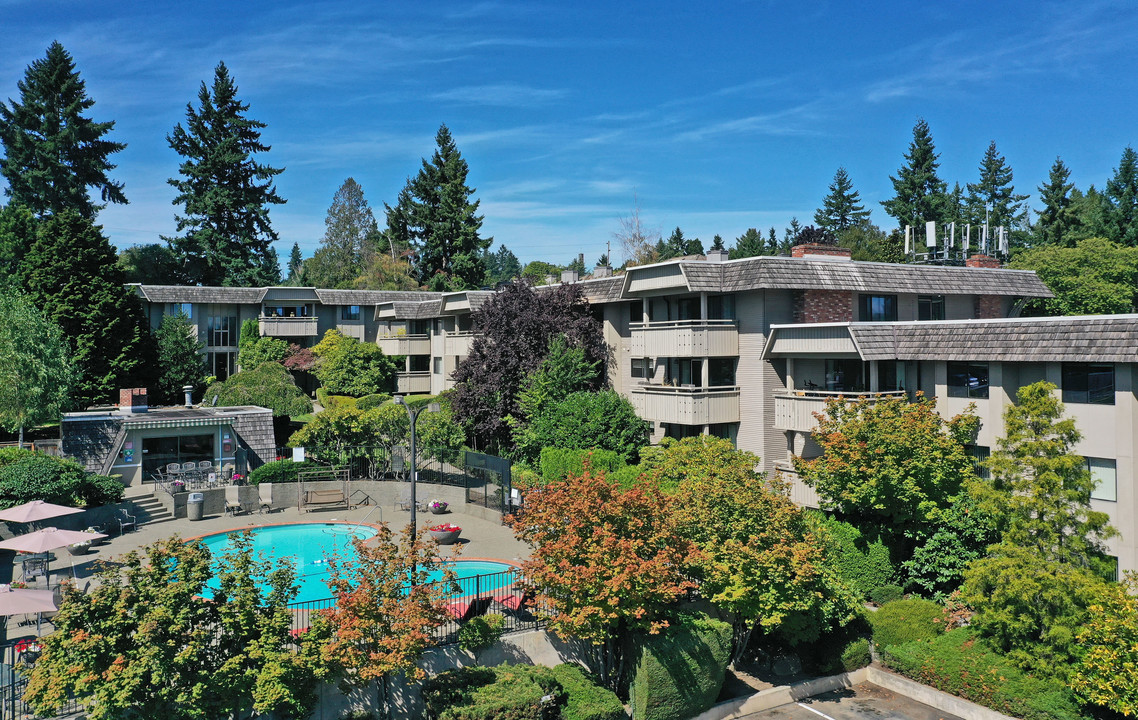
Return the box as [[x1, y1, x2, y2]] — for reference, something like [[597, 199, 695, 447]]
[[3, 485, 532, 640]]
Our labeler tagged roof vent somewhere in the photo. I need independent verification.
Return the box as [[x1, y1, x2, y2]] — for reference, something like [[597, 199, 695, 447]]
[[706, 249, 729, 263], [561, 270, 579, 284], [593, 265, 613, 278]]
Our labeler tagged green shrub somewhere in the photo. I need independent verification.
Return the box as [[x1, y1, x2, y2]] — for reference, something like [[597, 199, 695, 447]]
[[0, 454, 123, 508], [204, 362, 312, 417], [884, 629, 1084, 720], [421, 664, 566, 720], [869, 585, 904, 605], [457, 614, 505, 654], [539, 447, 626, 482], [816, 515, 896, 598], [315, 390, 357, 410], [550, 664, 625, 720], [789, 610, 872, 675], [839, 639, 871, 671], [608, 464, 644, 489], [354, 393, 391, 411], [0, 448, 34, 469], [869, 598, 944, 650], [630, 613, 731, 720], [247, 459, 330, 485]]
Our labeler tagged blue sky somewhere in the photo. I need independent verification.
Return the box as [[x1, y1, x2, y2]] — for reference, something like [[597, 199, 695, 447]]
[[2, 1, 1137, 269]]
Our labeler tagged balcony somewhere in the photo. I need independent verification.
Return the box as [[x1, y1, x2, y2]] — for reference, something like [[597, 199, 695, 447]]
[[773, 390, 907, 433], [258, 316, 318, 337], [444, 331, 476, 358], [630, 320, 738, 357], [395, 371, 432, 394], [629, 384, 740, 425], [774, 462, 822, 508], [337, 321, 366, 341], [377, 334, 431, 356]]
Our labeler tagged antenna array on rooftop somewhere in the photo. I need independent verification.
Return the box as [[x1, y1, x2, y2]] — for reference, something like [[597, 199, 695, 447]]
[[903, 219, 1008, 264]]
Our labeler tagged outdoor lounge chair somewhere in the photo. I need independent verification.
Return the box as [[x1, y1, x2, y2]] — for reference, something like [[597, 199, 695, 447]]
[[117, 508, 137, 534], [258, 483, 273, 513], [224, 486, 244, 517], [446, 596, 492, 622]]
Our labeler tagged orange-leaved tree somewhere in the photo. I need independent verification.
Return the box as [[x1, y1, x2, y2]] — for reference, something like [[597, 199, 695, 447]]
[[302, 523, 457, 719], [511, 468, 698, 688]]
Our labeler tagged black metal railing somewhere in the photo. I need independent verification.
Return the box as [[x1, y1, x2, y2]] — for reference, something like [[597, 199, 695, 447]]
[[0, 643, 83, 720]]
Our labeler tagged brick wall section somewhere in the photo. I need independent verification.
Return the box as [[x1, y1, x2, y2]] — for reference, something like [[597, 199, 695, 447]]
[[790, 244, 853, 259], [793, 289, 854, 323], [118, 388, 147, 412], [975, 295, 1004, 319], [965, 254, 1001, 269]]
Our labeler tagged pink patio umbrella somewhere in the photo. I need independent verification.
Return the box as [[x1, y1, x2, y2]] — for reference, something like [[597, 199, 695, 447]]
[[0, 527, 105, 554], [0, 500, 81, 525], [0, 584, 57, 637]]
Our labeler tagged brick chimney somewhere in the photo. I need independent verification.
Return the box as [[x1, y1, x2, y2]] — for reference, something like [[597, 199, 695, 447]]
[[119, 388, 148, 413], [965, 254, 1001, 269], [791, 244, 852, 262]]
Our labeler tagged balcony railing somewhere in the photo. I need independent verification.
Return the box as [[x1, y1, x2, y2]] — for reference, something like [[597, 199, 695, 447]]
[[629, 384, 740, 425], [444, 331, 476, 358], [396, 371, 432, 394], [774, 462, 822, 508], [773, 390, 907, 433], [629, 319, 738, 357], [258, 316, 318, 337], [337, 320, 366, 340], [377, 334, 431, 356]]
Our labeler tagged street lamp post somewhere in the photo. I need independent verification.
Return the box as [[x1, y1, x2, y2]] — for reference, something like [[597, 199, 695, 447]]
[[393, 395, 439, 578]]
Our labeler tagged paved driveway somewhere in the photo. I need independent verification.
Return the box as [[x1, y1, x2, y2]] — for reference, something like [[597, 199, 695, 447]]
[[740, 683, 964, 720]]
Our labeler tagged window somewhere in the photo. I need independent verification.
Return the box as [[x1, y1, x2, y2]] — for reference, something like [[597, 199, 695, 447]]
[[859, 294, 897, 321], [1088, 457, 1117, 502], [823, 359, 865, 392], [707, 295, 736, 320], [409, 320, 431, 336], [341, 305, 361, 321], [433, 357, 442, 374], [965, 444, 990, 480], [629, 303, 642, 326], [676, 297, 699, 321], [409, 355, 430, 372], [947, 362, 989, 398], [631, 358, 647, 378], [918, 295, 945, 321], [709, 359, 736, 386], [176, 303, 193, 319], [1062, 363, 1115, 405], [206, 316, 237, 347]]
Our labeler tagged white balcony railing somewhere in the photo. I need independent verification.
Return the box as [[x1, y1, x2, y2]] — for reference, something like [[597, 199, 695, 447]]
[[773, 390, 907, 433], [629, 319, 738, 357], [258, 316, 318, 337], [376, 334, 431, 356], [629, 384, 740, 425], [774, 462, 823, 508], [444, 331, 476, 358], [395, 371, 432, 394]]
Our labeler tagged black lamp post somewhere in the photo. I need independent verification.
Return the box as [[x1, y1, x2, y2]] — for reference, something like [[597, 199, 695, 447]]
[[393, 395, 439, 577]]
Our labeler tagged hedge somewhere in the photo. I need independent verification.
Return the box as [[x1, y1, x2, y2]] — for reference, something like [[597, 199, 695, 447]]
[[315, 388, 358, 410], [421, 663, 621, 720], [247, 459, 333, 485], [840, 639, 871, 671], [884, 629, 1085, 720], [630, 613, 732, 720], [0, 454, 123, 509], [816, 515, 896, 598], [354, 393, 391, 411], [539, 447, 626, 482], [869, 598, 944, 650]]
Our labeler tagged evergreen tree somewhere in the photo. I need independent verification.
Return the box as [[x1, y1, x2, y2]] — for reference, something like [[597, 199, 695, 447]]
[[710, 234, 725, 251], [964, 141, 1029, 235], [482, 244, 521, 286], [21, 211, 155, 407], [730, 228, 765, 259], [566, 255, 586, 274], [154, 311, 206, 405], [1101, 146, 1138, 246], [304, 178, 380, 288], [286, 242, 303, 283], [596, 253, 610, 267], [379, 184, 414, 261], [881, 118, 947, 230], [768, 227, 779, 253], [662, 227, 688, 259], [1036, 157, 1079, 246], [814, 167, 870, 232], [945, 182, 964, 222], [405, 124, 491, 289], [783, 217, 802, 245], [0, 204, 37, 280], [0, 42, 126, 219], [166, 62, 284, 286]]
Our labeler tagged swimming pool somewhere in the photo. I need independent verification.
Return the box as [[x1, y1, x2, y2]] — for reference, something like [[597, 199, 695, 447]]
[[193, 523, 517, 603]]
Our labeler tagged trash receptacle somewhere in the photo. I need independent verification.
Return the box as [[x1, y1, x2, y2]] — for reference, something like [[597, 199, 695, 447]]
[[187, 492, 205, 521]]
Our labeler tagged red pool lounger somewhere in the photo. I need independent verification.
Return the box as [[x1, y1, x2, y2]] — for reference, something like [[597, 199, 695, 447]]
[[492, 590, 529, 612], [447, 596, 492, 621]]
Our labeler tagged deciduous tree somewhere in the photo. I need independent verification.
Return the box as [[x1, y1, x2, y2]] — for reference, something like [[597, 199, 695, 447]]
[[116, 243, 180, 285], [311, 329, 396, 397], [1070, 574, 1138, 716], [0, 42, 126, 219], [520, 390, 649, 465], [815, 167, 870, 232], [166, 61, 284, 286], [1007, 237, 1138, 315], [0, 288, 75, 445], [881, 118, 947, 230], [204, 362, 312, 417]]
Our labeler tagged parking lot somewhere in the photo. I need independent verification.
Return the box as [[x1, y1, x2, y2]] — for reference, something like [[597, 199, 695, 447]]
[[740, 683, 964, 720]]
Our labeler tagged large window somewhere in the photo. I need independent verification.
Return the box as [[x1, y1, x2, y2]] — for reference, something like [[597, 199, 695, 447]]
[[947, 362, 989, 398], [141, 433, 215, 482], [1088, 457, 1117, 502], [965, 444, 990, 479], [709, 359, 736, 386], [409, 355, 430, 372], [341, 305, 361, 321], [1062, 363, 1115, 405], [859, 294, 897, 321], [631, 358, 647, 379], [206, 316, 237, 347], [707, 295, 736, 320], [918, 295, 945, 321], [176, 303, 193, 319], [823, 359, 865, 392]]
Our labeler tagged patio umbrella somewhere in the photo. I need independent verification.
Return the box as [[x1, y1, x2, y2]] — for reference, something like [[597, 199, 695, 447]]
[[0, 501, 81, 525], [0, 585, 57, 637], [0, 527, 105, 554]]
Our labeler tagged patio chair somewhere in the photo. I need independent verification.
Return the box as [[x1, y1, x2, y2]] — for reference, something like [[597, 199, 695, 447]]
[[258, 483, 273, 513], [197, 461, 213, 471], [390, 452, 406, 481], [166, 463, 181, 474], [118, 508, 137, 534], [396, 484, 414, 511], [21, 556, 48, 585], [224, 486, 244, 517]]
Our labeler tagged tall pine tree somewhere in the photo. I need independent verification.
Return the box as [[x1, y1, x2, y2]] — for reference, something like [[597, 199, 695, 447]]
[[166, 62, 284, 287], [1101, 146, 1138, 246], [21, 211, 155, 407], [0, 42, 126, 219], [286, 242, 304, 283], [304, 178, 381, 288], [729, 228, 765, 259], [814, 167, 870, 232], [964, 141, 1029, 235], [1036, 157, 1079, 246], [881, 118, 947, 230]]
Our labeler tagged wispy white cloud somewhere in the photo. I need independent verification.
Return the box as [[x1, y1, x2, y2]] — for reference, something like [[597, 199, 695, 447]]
[[432, 83, 568, 107]]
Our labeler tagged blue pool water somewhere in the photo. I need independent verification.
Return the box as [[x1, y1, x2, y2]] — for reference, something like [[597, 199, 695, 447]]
[[195, 523, 516, 603]]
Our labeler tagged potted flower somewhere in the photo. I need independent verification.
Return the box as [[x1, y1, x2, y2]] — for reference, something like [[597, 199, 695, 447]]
[[428, 523, 462, 545], [171, 479, 186, 493], [67, 538, 92, 556], [428, 500, 448, 515], [85, 526, 108, 546]]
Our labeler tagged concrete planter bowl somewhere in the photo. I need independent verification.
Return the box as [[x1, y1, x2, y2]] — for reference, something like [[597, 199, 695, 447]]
[[428, 524, 461, 545]]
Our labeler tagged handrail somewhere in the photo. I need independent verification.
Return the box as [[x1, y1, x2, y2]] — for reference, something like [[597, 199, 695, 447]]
[[377, 333, 430, 340], [630, 319, 737, 329], [776, 389, 907, 399], [631, 384, 739, 395], [396, 370, 431, 377]]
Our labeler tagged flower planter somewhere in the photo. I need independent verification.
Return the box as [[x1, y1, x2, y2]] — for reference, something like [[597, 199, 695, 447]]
[[429, 529, 461, 544], [429, 502, 448, 515], [67, 544, 90, 556]]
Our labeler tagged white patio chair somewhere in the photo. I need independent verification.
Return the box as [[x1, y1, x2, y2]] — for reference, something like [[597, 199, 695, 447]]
[[258, 483, 273, 514], [224, 486, 244, 517]]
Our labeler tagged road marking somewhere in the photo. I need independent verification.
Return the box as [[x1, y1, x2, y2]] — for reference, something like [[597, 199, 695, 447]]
[[796, 702, 838, 720]]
